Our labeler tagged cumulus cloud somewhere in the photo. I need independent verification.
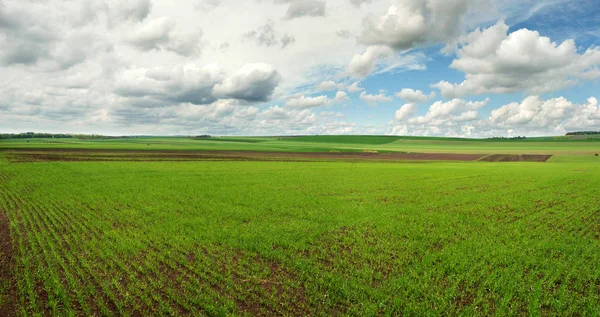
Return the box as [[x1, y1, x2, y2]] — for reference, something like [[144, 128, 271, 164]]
[[488, 96, 580, 133], [243, 20, 295, 49], [349, 0, 372, 7], [317, 81, 345, 91], [285, 0, 326, 20], [0, 1, 123, 70], [109, 0, 152, 23], [285, 95, 331, 109], [0, 2, 61, 66], [359, 91, 393, 105], [115, 63, 280, 106], [336, 29, 351, 38], [389, 95, 600, 137], [408, 98, 488, 125], [433, 21, 600, 98], [395, 103, 418, 121], [126, 17, 203, 56], [395, 88, 434, 103], [281, 34, 296, 49], [285, 90, 349, 109], [359, 0, 473, 50], [565, 97, 600, 131], [219, 42, 230, 52], [347, 45, 394, 78], [243, 20, 278, 47], [320, 111, 344, 118], [194, 0, 222, 12], [334, 91, 350, 103], [96, 99, 355, 136], [213, 63, 282, 102], [347, 81, 364, 93], [388, 98, 487, 136]]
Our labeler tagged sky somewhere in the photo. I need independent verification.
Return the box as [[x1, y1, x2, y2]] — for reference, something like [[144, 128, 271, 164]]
[[0, 0, 599, 137]]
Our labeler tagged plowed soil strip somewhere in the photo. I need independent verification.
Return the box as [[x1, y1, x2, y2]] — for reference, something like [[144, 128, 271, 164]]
[[4, 149, 487, 162], [479, 154, 552, 162], [0, 211, 17, 317]]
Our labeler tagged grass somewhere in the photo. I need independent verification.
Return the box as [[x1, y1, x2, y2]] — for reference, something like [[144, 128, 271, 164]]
[[1, 135, 599, 315], [2, 135, 600, 155]]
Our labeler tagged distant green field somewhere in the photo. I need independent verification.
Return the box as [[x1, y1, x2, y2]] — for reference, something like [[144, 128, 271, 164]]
[[1, 135, 599, 156], [280, 135, 404, 144]]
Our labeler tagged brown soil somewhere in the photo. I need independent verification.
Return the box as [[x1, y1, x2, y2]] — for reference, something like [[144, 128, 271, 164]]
[[4, 149, 487, 163], [479, 154, 552, 162], [0, 212, 17, 317]]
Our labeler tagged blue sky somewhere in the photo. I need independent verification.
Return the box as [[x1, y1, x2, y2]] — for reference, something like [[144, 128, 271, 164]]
[[0, 0, 599, 136]]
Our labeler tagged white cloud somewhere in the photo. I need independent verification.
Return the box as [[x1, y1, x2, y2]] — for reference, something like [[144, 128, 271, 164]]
[[243, 20, 295, 49], [389, 95, 600, 137], [213, 63, 281, 102], [320, 111, 344, 118], [395, 103, 418, 121], [317, 81, 345, 91], [565, 97, 600, 131], [114, 62, 280, 106], [349, 0, 372, 7], [433, 21, 600, 98], [347, 45, 394, 78], [488, 96, 586, 134], [334, 91, 350, 103], [359, 91, 393, 105], [280, 34, 295, 49], [408, 98, 488, 125], [336, 29, 351, 38], [285, 0, 326, 20], [285, 90, 349, 110], [359, 0, 473, 50], [347, 81, 364, 93], [285, 95, 331, 109], [395, 88, 433, 103], [194, 0, 222, 12], [109, 0, 152, 23], [243, 20, 279, 47], [126, 17, 203, 56]]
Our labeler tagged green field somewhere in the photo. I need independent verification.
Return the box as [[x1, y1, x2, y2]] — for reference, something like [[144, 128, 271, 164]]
[[1, 135, 600, 156], [1, 136, 600, 316]]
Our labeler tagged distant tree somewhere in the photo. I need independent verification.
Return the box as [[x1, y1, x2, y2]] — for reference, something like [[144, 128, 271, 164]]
[[566, 131, 600, 136], [0, 132, 128, 139]]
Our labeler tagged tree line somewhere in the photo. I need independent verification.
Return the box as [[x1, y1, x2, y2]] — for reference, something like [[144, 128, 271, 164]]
[[0, 132, 129, 139], [565, 131, 600, 136]]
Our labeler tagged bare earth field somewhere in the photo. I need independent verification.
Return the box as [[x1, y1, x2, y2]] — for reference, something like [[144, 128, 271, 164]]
[[479, 154, 553, 162], [5, 149, 499, 163]]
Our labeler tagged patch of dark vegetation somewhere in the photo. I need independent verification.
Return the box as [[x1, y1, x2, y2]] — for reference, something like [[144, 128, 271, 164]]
[[150, 244, 311, 316], [0, 211, 17, 316], [302, 226, 413, 289], [566, 131, 600, 135], [486, 136, 527, 140], [0, 132, 129, 139], [479, 154, 552, 162]]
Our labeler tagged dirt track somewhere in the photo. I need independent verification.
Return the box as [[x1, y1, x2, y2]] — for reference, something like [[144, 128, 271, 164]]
[[4, 149, 488, 162]]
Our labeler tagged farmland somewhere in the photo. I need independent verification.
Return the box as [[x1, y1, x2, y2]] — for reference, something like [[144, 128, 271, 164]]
[[1, 136, 600, 316]]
